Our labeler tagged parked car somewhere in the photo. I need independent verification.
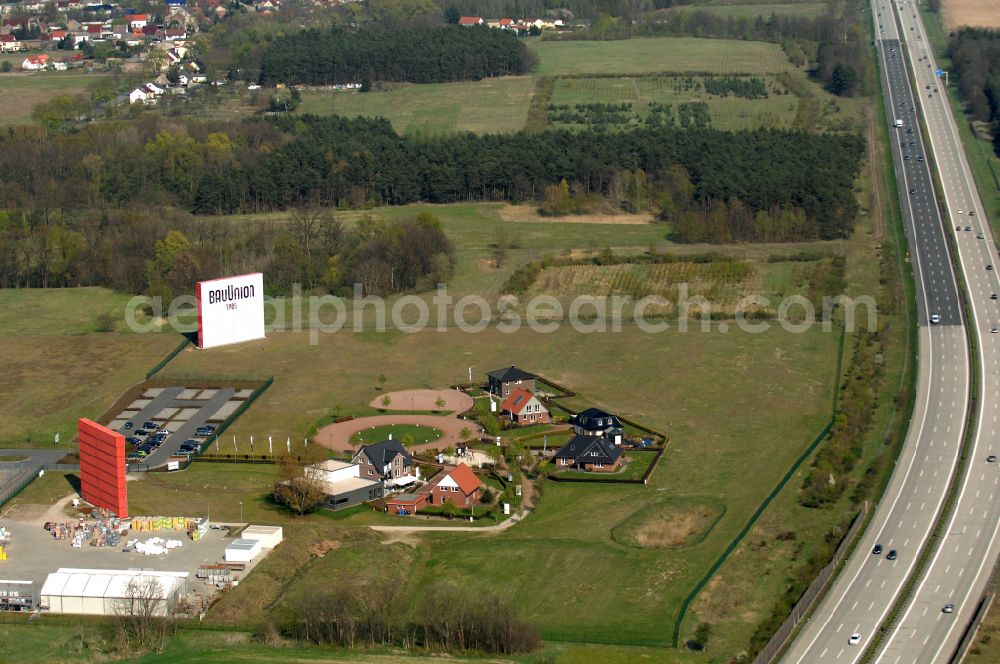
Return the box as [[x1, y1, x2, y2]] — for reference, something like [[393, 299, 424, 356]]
[[135, 429, 149, 437], [123, 422, 133, 430], [142, 421, 158, 430], [126, 436, 141, 445]]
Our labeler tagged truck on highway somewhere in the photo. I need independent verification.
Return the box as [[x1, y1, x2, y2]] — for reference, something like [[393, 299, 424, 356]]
[[895, 118, 903, 127]]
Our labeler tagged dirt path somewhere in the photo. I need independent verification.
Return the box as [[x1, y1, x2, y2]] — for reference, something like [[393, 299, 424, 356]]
[[369, 388, 472, 413], [370, 510, 528, 537], [315, 415, 481, 454]]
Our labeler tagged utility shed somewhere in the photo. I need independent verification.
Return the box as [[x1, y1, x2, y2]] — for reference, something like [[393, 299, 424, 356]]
[[240, 525, 283, 549], [39, 568, 188, 616], [224, 538, 262, 563]]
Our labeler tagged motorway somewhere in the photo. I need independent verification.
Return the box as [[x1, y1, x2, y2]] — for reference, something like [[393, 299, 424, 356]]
[[781, 0, 997, 661], [876, 3, 1000, 662]]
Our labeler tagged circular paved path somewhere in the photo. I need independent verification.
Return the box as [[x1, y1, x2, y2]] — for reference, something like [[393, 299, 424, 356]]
[[315, 414, 481, 455]]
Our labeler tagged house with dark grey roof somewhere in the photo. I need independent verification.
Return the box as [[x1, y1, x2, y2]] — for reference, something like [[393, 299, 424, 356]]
[[487, 365, 536, 398], [571, 408, 624, 445], [352, 439, 415, 485], [553, 434, 623, 472]]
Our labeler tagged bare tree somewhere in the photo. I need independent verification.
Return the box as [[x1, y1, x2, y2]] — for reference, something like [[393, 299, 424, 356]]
[[274, 447, 329, 515], [110, 576, 170, 653]]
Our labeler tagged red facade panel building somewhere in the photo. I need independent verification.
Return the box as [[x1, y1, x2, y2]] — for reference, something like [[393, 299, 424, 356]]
[[78, 418, 128, 517]]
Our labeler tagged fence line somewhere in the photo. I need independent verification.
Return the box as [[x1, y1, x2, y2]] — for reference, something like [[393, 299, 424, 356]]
[[751, 505, 868, 664], [672, 322, 847, 647], [145, 336, 191, 379], [0, 472, 37, 510]]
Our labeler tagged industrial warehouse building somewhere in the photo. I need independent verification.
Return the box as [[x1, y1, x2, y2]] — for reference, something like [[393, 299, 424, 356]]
[[239, 525, 283, 549], [39, 568, 189, 616]]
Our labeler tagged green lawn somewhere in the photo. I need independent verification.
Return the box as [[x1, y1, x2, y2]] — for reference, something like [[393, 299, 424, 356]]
[[352, 423, 442, 445], [126, 463, 285, 524], [0, 71, 108, 125], [2, 471, 80, 511], [529, 37, 794, 76], [298, 76, 535, 135]]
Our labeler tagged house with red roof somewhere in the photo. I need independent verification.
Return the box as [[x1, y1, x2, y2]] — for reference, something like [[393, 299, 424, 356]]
[[0, 34, 21, 52], [428, 463, 481, 509], [458, 16, 483, 26], [22, 54, 49, 70], [128, 14, 151, 30], [501, 387, 550, 426]]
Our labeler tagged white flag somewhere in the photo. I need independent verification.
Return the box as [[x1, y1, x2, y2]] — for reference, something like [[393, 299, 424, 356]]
[[268, 436, 272, 455], [250, 435, 254, 451], [304, 437, 308, 447], [233, 435, 237, 451], [287, 438, 291, 453], [54, 432, 60, 445]]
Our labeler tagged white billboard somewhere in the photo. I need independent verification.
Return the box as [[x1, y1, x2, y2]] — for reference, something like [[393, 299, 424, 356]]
[[196, 273, 265, 349]]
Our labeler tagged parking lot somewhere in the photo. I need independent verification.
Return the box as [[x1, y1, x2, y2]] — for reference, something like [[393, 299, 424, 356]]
[[107, 386, 254, 469]]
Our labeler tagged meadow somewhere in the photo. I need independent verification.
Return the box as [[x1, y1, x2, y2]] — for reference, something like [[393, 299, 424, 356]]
[[0, 25, 908, 661], [549, 75, 801, 131], [0, 71, 107, 125], [298, 76, 534, 135], [296, 36, 810, 135], [652, 2, 827, 20], [528, 37, 794, 76]]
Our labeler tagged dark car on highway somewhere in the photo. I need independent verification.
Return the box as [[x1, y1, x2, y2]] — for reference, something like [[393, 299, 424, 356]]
[[887, 549, 898, 561]]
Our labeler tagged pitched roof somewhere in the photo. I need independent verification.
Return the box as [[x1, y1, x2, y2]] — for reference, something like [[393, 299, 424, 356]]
[[443, 462, 481, 495], [501, 387, 542, 416], [458, 16, 482, 25], [573, 408, 621, 430], [554, 435, 622, 465], [487, 365, 536, 383], [358, 439, 412, 469]]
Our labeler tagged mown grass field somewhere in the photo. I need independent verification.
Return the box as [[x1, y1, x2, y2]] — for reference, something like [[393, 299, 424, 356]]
[[0, 71, 107, 125], [653, 2, 827, 20], [529, 37, 794, 76], [298, 76, 534, 135]]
